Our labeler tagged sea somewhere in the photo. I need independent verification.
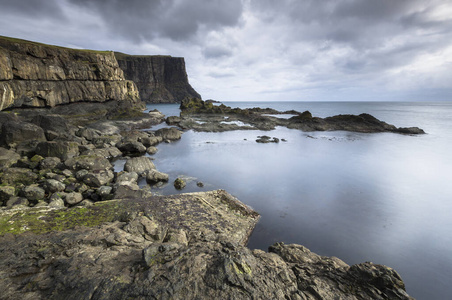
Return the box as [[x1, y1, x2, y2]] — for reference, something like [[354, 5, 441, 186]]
[[135, 101, 452, 300]]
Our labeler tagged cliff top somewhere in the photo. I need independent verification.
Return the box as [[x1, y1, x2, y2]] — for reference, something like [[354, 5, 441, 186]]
[[0, 35, 112, 55], [114, 51, 175, 59]]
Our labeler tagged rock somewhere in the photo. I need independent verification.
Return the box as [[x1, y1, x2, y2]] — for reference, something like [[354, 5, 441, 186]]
[[256, 135, 280, 143], [113, 185, 151, 199], [65, 192, 83, 205], [82, 170, 114, 188], [30, 114, 72, 133], [174, 177, 186, 190], [146, 169, 169, 184], [396, 127, 425, 134], [61, 169, 73, 177], [155, 127, 182, 141], [146, 146, 158, 155], [0, 167, 38, 186], [64, 155, 112, 171], [48, 197, 65, 208], [123, 215, 163, 241], [35, 141, 80, 160], [140, 136, 163, 147], [0, 121, 46, 147], [82, 147, 123, 159], [75, 127, 102, 141], [0, 36, 141, 111], [166, 116, 182, 125], [115, 172, 139, 186], [39, 157, 62, 170], [6, 196, 29, 208], [43, 179, 66, 193], [97, 186, 113, 201], [197, 182, 204, 187], [0, 147, 20, 169], [115, 53, 201, 103], [124, 157, 156, 176], [21, 185, 45, 202], [0, 186, 16, 205], [116, 140, 146, 155]]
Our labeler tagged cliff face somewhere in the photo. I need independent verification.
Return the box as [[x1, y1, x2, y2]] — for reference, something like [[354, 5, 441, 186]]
[[115, 53, 201, 103], [0, 36, 141, 111]]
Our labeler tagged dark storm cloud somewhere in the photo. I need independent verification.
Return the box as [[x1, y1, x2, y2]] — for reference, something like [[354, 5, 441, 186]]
[[68, 0, 243, 42], [2, 0, 65, 19]]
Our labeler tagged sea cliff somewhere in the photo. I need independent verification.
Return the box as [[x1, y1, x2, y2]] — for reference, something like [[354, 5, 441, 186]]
[[115, 52, 201, 103], [0, 36, 141, 111]]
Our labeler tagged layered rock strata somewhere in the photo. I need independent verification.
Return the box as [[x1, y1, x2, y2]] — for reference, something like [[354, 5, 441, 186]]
[[115, 52, 201, 103], [0, 36, 141, 110]]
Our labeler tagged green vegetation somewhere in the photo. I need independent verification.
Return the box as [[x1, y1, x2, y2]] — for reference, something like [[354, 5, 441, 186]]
[[0, 201, 123, 235]]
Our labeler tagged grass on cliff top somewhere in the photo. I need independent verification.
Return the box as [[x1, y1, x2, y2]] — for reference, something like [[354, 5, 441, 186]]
[[0, 201, 125, 235], [0, 35, 112, 55], [114, 51, 173, 59]]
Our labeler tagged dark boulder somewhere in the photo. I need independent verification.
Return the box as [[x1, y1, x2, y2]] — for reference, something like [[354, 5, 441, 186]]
[[0, 121, 46, 147]]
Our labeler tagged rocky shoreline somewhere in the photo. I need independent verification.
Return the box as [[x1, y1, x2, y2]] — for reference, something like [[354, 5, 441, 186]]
[[0, 102, 416, 299], [0, 36, 416, 299]]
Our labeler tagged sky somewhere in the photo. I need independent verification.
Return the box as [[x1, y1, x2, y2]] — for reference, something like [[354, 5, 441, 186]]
[[1, 0, 452, 102]]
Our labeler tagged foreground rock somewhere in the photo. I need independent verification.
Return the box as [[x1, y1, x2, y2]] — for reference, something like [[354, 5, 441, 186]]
[[178, 98, 425, 135], [0, 190, 412, 300]]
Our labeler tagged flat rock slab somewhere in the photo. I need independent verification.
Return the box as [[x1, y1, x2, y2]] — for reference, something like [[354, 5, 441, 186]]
[[0, 189, 259, 246]]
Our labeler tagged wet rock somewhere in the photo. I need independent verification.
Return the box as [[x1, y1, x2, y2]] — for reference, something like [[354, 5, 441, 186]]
[[0, 147, 20, 169], [43, 179, 66, 193], [256, 135, 280, 143], [35, 141, 80, 160], [21, 185, 45, 202], [197, 182, 204, 187], [166, 116, 182, 125], [0, 121, 46, 147], [396, 127, 425, 134], [116, 140, 146, 155], [174, 177, 186, 190], [146, 146, 158, 155], [155, 127, 182, 141], [65, 192, 83, 206], [140, 136, 163, 147], [124, 157, 156, 176], [146, 169, 169, 184]]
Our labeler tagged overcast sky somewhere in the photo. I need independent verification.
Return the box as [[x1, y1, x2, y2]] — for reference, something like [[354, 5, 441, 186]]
[[1, 0, 451, 102]]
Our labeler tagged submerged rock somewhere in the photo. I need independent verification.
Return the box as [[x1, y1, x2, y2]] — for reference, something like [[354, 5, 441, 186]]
[[174, 177, 186, 190]]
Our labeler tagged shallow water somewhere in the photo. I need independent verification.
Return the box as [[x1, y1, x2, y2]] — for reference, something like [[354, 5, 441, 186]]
[[144, 101, 452, 300]]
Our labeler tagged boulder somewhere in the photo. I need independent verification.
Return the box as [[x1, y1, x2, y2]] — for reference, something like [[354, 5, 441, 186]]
[[166, 116, 182, 125], [65, 192, 84, 206], [146, 146, 158, 155], [42, 179, 66, 193], [113, 185, 151, 199], [174, 177, 186, 190], [0, 186, 16, 205], [155, 127, 182, 141], [6, 196, 29, 208], [124, 157, 155, 176], [21, 185, 45, 202], [39, 157, 62, 170], [0, 147, 20, 169], [0, 167, 38, 186], [35, 141, 80, 160], [146, 169, 169, 184], [83, 170, 114, 188], [64, 155, 112, 171], [140, 136, 163, 147], [81, 147, 122, 159], [116, 140, 147, 155], [115, 172, 139, 186], [0, 121, 46, 147], [30, 114, 71, 133]]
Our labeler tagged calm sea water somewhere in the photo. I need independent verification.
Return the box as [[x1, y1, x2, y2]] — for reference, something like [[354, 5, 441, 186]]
[[143, 101, 452, 300]]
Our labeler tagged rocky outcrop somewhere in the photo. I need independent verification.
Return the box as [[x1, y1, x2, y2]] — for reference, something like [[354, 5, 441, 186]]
[[115, 52, 201, 103], [0, 190, 413, 299], [0, 36, 141, 110], [179, 98, 425, 134]]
